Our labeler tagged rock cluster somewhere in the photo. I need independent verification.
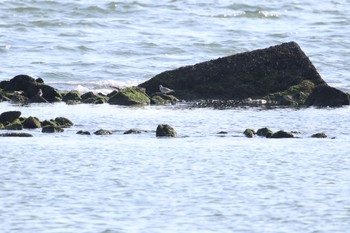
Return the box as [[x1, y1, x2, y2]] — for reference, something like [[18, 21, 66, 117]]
[[0, 75, 178, 106], [0, 110, 73, 136], [243, 127, 328, 139]]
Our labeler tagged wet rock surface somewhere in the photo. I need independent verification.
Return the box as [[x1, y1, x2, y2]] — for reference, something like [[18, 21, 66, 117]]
[[139, 41, 349, 107]]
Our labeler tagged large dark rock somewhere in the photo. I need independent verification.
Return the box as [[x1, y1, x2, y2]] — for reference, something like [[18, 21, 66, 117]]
[[0, 111, 21, 124], [139, 42, 325, 100], [139, 42, 348, 107], [305, 84, 349, 107]]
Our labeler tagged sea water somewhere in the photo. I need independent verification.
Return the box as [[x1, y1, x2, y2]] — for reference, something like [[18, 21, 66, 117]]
[[0, 1, 350, 232]]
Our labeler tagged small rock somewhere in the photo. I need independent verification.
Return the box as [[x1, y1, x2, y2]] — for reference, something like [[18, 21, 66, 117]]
[[42, 125, 64, 133], [217, 131, 228, 134], [55, 117, 73, 128], [256, 127, 273, 138], [271, 130, 294, 138], [62, 91, 81, 103], [156, 124, 177, 137], [77, 130, 91, 135], [243, 128, 255, 138], [94, 129, 112, 135], [124, 129, 142, 134], [311, 133, 327, 138], [23, 116, 41, 129]]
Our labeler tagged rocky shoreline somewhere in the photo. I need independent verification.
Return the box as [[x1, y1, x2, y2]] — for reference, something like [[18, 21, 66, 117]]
[[0, 42, 348, 108]]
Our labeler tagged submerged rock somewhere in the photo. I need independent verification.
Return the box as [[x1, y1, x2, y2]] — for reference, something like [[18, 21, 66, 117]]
[[311, 132, 327, 138], [108, 87, 150, 106], [94, 129, 113, 135], [0, 132, 33, 137], [77, 130, 91, 135], [271, 130, 294, 138], [124, 129, 142, 134], [139, 42, 348, 107], [42, 125, 64, 133], [156, 124, 177, 137]]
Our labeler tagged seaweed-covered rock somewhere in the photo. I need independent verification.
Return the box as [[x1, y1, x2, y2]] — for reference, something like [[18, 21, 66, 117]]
[[23, 116, 41, 129], [139, 42, 325, 101], [150, 94, 178, 105], [0, 132, 33, 137], [311, 133, 327, 138], [108, 87, 150, 106], [5, 119, 23, 130], [305, 84, 350, 107], [0, 111, 21, 124], [42, 125, 64, 133], [156, 124, 177, 137], [94, 129, 112, 135], [41, 120, 58, 127], [271, 130, 294, 138], [243, 128, 255, 138], [256, 127, 273, 138], [54, 117, 73, 128], [62, 91, 82, 103], [266, 80, 315, 106]]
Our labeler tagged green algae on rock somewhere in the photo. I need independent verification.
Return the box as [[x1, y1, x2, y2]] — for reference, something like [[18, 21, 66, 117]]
[[108, 87, 150, 106]]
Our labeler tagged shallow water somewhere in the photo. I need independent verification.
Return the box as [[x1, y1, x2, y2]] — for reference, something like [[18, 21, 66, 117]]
[[1, 0, 350, 232]]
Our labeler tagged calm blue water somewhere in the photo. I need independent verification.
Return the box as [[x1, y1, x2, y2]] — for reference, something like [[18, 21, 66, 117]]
[[0, 1, 350, 232]]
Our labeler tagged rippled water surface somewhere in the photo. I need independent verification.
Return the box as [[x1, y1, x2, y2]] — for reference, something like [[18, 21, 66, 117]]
[[1, 0, 350, 232]]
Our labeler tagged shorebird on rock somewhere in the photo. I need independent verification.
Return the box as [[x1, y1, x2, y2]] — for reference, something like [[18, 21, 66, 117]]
[[159, 85, 174, 94], [37, 88, 43, 97]]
